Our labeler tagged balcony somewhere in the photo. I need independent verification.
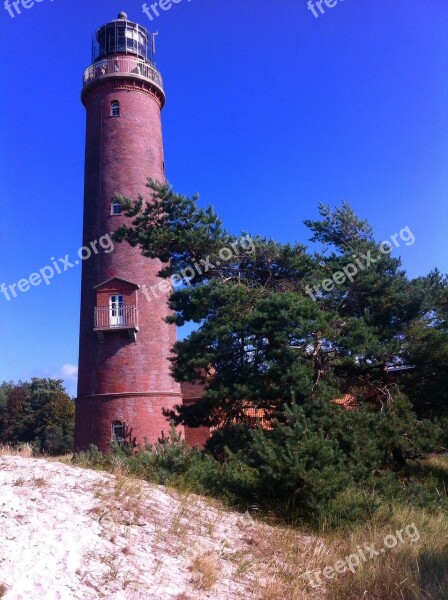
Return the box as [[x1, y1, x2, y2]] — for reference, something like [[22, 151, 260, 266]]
[[94, 305, 139, 342], [82, 56, 165, 105]]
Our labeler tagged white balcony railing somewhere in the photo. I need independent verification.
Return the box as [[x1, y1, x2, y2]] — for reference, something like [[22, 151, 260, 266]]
[[94, 305, 138, 330], [83, 56, 164, 95]]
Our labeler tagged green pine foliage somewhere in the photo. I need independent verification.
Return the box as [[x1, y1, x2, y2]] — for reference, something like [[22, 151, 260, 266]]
[[113, 181, 447, 430], [73, 418, 448, 527], [106, 181, 448, 522]]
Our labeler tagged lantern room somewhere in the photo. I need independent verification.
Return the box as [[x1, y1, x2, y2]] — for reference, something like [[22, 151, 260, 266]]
[[92, 12, 156, 64]]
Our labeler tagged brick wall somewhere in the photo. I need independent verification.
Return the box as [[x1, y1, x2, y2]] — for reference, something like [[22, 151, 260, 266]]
[[75, 74, 184, 451]]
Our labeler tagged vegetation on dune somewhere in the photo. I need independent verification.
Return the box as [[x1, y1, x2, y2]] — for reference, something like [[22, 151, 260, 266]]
[[113, 180, 448, 595], [73, 436, 448, 599]]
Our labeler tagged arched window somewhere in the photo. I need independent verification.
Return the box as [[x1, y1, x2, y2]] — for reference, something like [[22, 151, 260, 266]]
[[111, 101, 120, 117], [112, 420, 124, 442], [111, 200, 122, 215]]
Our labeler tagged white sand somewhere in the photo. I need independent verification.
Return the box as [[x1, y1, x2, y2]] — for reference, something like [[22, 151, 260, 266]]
[[0, 455, 266, 600]]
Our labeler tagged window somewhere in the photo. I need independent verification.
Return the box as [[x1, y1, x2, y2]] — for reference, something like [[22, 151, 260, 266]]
[[112, 421, 124, 443], [109, 295, 124, 326], [111, 101, 120, 117], [111, 201, 122, 215]]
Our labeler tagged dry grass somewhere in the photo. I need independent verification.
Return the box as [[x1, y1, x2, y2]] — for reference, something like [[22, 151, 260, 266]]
[[169, 494, 195, 540], [31, 476, 47, 488], [12, 474, 47, 489], [325, 507, 448, 600], [248, 523, 329, 600], [244, 504, 448, 600], [45, 454, 73, 465], [79, 467, 147, 594], [190, 550, 219, 591], [78, 549, 141, 593], [0, 443, 33, 458], [90, 464, 145, 528]]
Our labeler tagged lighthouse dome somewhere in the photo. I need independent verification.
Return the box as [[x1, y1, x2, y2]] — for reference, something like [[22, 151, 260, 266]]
[[93, 14, 152, 63]]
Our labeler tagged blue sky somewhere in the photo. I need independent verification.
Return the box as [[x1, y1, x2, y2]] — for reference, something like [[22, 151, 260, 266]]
[[0, 0, 447, 396]]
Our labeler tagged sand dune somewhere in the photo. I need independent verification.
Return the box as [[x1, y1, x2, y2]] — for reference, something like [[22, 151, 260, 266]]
[[0, 455, 287, 600]]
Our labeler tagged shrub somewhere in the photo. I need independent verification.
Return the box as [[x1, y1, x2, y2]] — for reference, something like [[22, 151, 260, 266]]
[[73, 402, 447, 526]]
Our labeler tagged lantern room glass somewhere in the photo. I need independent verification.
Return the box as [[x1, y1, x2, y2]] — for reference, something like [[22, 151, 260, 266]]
[[93, 18, 155, 64]]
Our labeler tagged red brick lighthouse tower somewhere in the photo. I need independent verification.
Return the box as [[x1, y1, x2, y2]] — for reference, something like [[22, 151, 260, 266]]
[[75, 12, 183, 452]]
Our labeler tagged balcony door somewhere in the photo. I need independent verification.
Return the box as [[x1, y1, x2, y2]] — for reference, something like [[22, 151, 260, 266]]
[[109, 295, 124, 326]]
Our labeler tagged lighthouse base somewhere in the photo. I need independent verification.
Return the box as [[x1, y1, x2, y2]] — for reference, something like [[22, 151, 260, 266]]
[[74, 393, 184, 453]]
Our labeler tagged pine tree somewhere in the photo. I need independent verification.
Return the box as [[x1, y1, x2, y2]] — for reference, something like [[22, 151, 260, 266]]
[[114, 182, 446, 460]]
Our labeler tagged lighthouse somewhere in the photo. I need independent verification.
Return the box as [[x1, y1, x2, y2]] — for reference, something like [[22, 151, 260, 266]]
[[74, 12, 185, 452]]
